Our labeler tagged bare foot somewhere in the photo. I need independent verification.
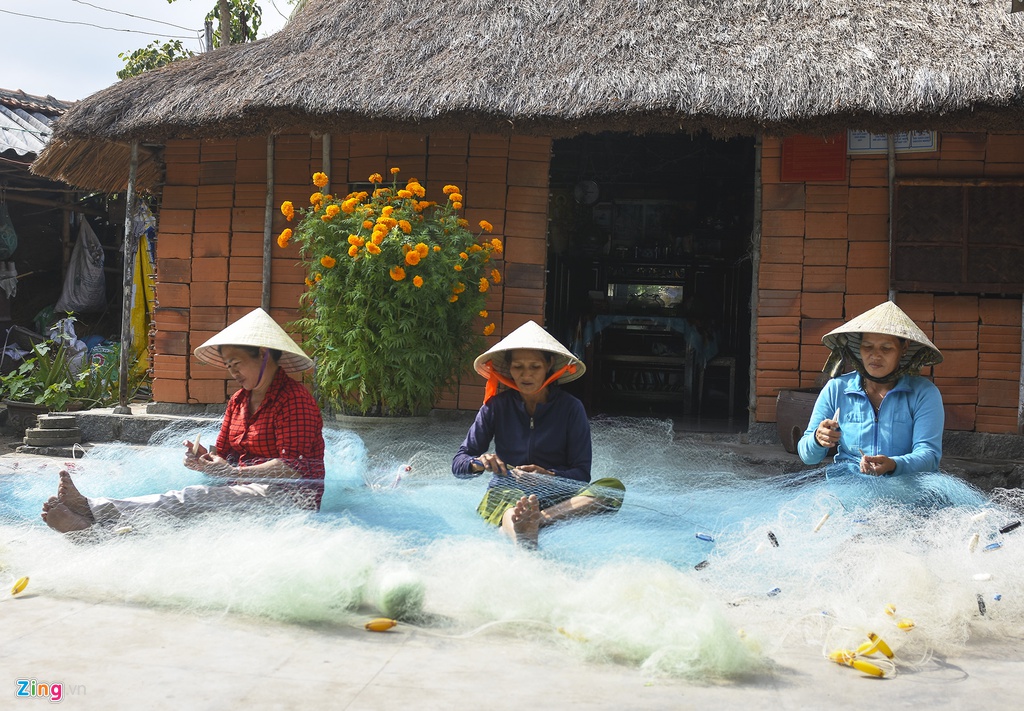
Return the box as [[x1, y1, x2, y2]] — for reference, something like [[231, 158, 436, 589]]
[[41, 500, 93, 533], [57, 470, 94, 523], [508, 494, 541, 549]]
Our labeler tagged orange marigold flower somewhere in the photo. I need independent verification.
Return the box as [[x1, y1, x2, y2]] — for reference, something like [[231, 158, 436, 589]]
[[432, 245, 441, 252], [405, 251, 421, 266], [321, 214, 333, 222], [390, 266, 406, 281], [479, 310, 488, 318], [453, 282, 466, 294], [491, 238, 504, 253], [479, 220, 493, 233], [483, 323, 496, 336], [454, 264, 463, 271], [348, 234, 361, 245], [390, 167, 401, 175], [373, 188, 391, 199], [321, 255, 337, 268], [457, 218, 469, 228], [491, 269, 501, 284], [314, 273, 322, 282], [459, 252, 468, 260], [397, 189, 413, 199], [449, 192, 463, 203], [281, 201, 295, 220], [372, 230, 386, 245], [408, 182, 426, 198], [304, 277, 314, 287], [378, 217, 398, 231], [369, 173, 383, 184], [452, 202, 463, 210], [443, 185, 460, 195], [381, 206, 394, 217], [362, 220, 374, 230], [413, 275, 424, 288], [415, 242, 429, 258], [348, 245, 359, 257], [479, 278, 490, 293], [449, 294, 459, 302], [469, 244, 483, 253], [399, 220, 413, 234], [325, 204, 341, 218], [366, 242, 381, 255], [276, 228, 293, 248], [312, 172, 329, 188], [341, 198, 359, 214], [402, 244, 411, 254], [310, 192, 323, 205]]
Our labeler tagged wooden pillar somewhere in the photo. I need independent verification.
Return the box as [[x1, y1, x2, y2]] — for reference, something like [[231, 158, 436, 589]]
[[114, 141, 138, 414], [261, 135, 275, 311], [747, 131, 763, 430]]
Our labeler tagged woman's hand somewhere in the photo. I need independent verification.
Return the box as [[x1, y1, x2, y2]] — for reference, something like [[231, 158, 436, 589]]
[[510, 464, 552, 487], [184, 449, 236, 478], [183, 438, 208, 459], [473, 453, 509, 476], [814, 418, 840, 449], [860, 454, 896, 476]]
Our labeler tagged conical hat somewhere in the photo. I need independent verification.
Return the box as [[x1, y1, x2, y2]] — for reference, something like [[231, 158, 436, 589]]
[[822, 301, 942, 369], [194, 308, 314, 373], [473, 320, 585, 384]]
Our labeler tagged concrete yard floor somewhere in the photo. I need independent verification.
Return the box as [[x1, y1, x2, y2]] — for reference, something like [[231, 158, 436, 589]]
[[4, 592, 1024, 710]]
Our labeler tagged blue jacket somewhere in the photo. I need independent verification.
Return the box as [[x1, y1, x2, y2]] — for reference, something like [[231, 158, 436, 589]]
[[452, 387, 592, 485], [797, 372, 944, 476]]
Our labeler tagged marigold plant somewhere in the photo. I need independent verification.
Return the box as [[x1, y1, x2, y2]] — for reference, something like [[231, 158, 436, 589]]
[[284, 169, 501, 416]]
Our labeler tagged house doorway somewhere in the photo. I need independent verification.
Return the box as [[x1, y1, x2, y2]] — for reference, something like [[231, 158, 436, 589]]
[[545, 132, 755, 427]]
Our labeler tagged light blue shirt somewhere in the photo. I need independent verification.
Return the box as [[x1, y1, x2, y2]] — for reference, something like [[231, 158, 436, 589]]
[[797, 372, 944, 476]]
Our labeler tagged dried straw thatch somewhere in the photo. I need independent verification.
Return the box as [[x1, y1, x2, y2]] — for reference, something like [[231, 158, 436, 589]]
[[34, 0, 1024, 191]]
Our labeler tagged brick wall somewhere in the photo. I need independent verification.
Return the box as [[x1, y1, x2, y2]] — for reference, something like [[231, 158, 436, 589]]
[[152, 132, 552, 409], [757, 132, 1024, 433]]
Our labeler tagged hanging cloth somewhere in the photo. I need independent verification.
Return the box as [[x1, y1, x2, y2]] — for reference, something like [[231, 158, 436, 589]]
[[0, 199, 19, 260], [128, 229, 156, 379]]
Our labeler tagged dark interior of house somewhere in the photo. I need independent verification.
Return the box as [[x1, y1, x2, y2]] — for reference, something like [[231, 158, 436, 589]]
[[545, 132, 755, 426]]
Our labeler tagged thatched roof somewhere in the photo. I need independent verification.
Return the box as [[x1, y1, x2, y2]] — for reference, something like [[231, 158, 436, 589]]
[[34, 0, 1024, 192]]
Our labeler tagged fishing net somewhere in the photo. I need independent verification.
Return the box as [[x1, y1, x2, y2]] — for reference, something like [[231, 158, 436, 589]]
[[0, 416, 1020, 680]]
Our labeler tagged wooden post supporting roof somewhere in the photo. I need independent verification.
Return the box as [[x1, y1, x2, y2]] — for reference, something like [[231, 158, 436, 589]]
[[113, 141, 138, 415], [261, 136, 275, 310]]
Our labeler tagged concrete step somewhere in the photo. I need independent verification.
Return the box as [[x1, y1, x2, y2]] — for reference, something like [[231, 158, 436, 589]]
[[23, 427, 82, 446], [36, 414, 78, 429]]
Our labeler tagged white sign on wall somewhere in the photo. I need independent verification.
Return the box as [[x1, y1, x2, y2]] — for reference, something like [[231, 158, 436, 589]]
[[847, 130, 937, 154]]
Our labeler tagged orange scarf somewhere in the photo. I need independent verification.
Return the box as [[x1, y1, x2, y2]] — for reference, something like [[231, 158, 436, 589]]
[[481, 359, 576, 404]]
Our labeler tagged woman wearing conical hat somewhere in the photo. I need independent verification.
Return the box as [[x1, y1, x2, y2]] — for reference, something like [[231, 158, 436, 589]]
[[41, 308, 326, 534], [798, 301, 944, 476], [452, 321, 625, 548]]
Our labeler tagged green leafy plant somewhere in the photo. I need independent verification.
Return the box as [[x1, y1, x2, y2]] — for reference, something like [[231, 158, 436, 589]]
[[280, 168, 501, 416], [0, 335, 126, 412]]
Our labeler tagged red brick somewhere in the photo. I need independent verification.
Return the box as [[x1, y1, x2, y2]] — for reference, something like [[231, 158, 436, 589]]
[[803, 239, 848, 266], [801, 292, 844, 319], [936, 160, 985, 178], [976, 406, 1018, 434], [979, 297, 1022, 326], [464, 183, 508, 210], [469, 134, 510, 157], [156, 234, 192, 260], [152, 354, 187, 380], [848, 187, 888, 215], [985, 134, 1024, 163], [761, 157, 781, 184], [153, 307, 189, 332], [756, 370, 801, 397], [504, 211, 547, 240], [201, 139, 235, 162], [191, 281, 227, 306], [849, 156, 888, 187], [162, 186, 198, 210], [938, 349, 978, 378], [759, 316, 801, 344], [944, 404, 976, 431], [270, 283, 306, 310], [388, 133, 427, 155], [199, 162, 235, 185], [759, 263, 798, 291], [458, 383, 486, 410], [804, 266, 847, 293], [761, 236, 803, 263], [157, 258, 191, 283], [894, 293, 934, 323], [757, 342, 801, 370], [276, 133, 314, 160], [165, 162, 199, 186], [506, 160, 549, 188], [848, 214, 889, 241], [155, 331, 189, 356], [191, 306, 227, 331], [228, 281, 263, 307], [468, 156, 508, 184], [189, 379, 226, 404], [762, 183, 805, 211], [230, 207, 264, 233], [805, 212, 848, 240], [845, 267, 889, 295], [978, 325, 1022, 353], [231, 232, 265, 257], [979, 379, 1018, 408], [845, 294, 887, 320], [164, 139, 200, 161], [152, 378, 188, 403], [236, 136, 268, 160], [387, 157, 427, 180], [271, 258, 306, 284], [229, 257, 264, 282], [505, 186, 547, 213], [159, 209, 194, 233], [505, 236, 546, 265], [194, 208, 231, 233], [758, 290, 801, 317], [805, 185, 849, 213], [801, 318, 838, 345], [762, 210, 804, 237], [755, 395, 778, 423], [236, 160, 267, 184], [508, 135, 551, 161], [934, 295, 979, 322], [979, 352, 1020, 380], [193, 232, 230, 258], [800, 343, 830, 373], [156, 283, 189, 308], [426, 155, 469, 183], [192, 257, 229, 282], [847, 241, 888, 268], [933, 377, 978, 404]]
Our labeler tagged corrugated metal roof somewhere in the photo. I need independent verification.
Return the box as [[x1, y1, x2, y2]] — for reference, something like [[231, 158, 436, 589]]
[[0, 88, 73, 157]]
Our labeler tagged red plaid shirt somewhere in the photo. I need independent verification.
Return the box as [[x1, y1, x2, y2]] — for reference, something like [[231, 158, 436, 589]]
[[216, 368, 325, 506]]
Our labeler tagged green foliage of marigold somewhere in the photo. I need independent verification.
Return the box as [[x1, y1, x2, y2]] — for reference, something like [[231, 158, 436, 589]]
[[284, 170, 501, 416]]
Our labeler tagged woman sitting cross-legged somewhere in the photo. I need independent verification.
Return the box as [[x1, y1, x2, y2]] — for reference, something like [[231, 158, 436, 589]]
[[452, 320, 624, 548], [41, 308, 326, 534]]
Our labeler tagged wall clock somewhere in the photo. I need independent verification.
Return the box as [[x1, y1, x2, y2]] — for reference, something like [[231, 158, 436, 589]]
[[573, 180, 600, 205]]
